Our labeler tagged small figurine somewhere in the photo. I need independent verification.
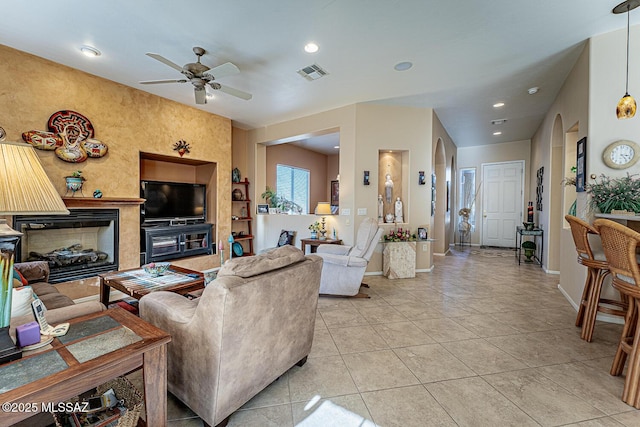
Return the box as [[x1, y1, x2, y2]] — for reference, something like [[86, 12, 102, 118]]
[[395, 197, 403, 223]]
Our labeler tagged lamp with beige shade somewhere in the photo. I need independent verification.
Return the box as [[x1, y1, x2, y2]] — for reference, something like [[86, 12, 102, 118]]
[[315, 202, 332, 240], [0, 141, 68, 364]]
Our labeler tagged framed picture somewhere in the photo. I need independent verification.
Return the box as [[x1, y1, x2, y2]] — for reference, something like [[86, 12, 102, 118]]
[[417, 227, 427, 240], [576, 137, 587, 192], [446, 181, 450, 212], [257, 204, 269, 214], [331, 180, 339, 207], [536, 166, 544, 211]]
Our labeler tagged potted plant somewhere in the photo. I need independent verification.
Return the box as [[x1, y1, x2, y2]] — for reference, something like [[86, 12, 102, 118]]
[[521, 240, 537, 262], [261, 186, 280, 208], [586, 174, 640, 214], [261, 186, 281, 213], [64, 170, 85, 197], [308, 221, 321, 239]]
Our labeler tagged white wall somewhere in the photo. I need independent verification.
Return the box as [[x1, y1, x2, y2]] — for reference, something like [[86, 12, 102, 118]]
[[247, 103, 448, 272], [529, 27, 639, 316], [457, 140, 531, 245]]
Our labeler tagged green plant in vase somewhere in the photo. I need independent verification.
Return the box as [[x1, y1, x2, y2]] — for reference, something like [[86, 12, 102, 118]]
[[308, 221, 321, 239], [261, 186, 280, 208], [64, 170, 86, 197], [521, 240, 537, 262], [586, 174, 640, 214]]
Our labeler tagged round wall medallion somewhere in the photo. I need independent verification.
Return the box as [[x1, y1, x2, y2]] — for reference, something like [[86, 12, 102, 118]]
[[602, 140, 640, 169]]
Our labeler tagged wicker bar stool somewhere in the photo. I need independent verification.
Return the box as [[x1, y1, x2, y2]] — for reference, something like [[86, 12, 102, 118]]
[[594, 218, 640, 408], [566, 215, 626, 342]]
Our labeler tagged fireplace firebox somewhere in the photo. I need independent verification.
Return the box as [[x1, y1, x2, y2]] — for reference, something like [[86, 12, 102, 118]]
[[14, 209, 119, 283]]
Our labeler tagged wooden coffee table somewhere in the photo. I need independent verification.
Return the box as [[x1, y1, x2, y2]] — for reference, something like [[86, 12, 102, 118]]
[[300, 237, 343, 254], [100, 265, 204, 306], [0, 307, 171, 426]]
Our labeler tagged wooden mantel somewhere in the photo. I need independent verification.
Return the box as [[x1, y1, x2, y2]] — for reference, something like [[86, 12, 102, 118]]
[[63, 197, 145, 208]]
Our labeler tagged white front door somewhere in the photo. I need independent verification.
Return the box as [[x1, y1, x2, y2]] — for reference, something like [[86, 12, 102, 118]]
[[481, 161, 524, 248]]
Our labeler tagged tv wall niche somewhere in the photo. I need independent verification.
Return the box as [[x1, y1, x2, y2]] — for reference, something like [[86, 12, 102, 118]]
[[139, 152, 217, 264]]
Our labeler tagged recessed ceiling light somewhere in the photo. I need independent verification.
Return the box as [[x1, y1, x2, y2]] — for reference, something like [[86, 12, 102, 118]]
[[527, 87, 539, 95], [333, 145, 339, 149], [394, 61, 413, 71], [493, 131, 502, 136], [304, 43, 319, 53], [493, 102, 505, 108], [80, 45, 101, 57]]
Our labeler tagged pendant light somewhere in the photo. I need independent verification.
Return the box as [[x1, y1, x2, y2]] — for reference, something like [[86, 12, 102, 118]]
[[614, 1, 640, 119]]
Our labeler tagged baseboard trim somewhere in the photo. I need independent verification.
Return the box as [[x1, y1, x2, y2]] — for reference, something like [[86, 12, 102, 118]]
[[416, 267, 434, 273], [557, 283, 623, 325], [364, 271, 383, 276]]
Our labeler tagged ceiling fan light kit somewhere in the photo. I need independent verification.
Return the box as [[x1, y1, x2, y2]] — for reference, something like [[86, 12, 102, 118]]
[[140, 46, 252, 104], [614, 0, 640, 119]]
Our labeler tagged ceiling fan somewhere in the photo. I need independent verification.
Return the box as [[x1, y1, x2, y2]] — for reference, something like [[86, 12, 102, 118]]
[[140, 46, 252, 104]]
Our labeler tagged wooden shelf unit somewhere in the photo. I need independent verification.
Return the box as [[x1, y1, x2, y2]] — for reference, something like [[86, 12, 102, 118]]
[[232, 179, 254, 256]]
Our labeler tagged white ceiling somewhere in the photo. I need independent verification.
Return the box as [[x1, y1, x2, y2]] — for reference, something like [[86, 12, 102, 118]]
[[1, 1, 635, 149]]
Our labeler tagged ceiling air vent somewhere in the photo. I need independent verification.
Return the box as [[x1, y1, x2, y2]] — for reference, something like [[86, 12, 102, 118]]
[[491, 119, 507, 125], [297, 64, 328, 81]]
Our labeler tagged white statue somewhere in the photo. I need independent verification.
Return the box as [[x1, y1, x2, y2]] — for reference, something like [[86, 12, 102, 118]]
[[377, 195, 384, 224], [395, 197, 403, 223], [385, 173, 394, 203]]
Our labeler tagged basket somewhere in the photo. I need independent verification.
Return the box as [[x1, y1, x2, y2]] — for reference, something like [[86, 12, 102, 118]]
[[53, 376, 142, 427]]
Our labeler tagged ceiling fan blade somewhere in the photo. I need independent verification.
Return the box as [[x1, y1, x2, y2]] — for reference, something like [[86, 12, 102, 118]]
[[215, 84, 253, 100], [140, 79, 188, 85], [194, 87, 207, 104], [209, 62, 240, 79], [146, 53, 184, 72]]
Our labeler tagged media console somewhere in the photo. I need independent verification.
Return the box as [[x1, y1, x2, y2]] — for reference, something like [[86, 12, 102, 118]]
[[141, 223, 213, 264]]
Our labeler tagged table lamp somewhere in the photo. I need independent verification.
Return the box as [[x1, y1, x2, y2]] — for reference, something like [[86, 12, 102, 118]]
[[0, 141, 69, 364], [315, 202, 332, 240]]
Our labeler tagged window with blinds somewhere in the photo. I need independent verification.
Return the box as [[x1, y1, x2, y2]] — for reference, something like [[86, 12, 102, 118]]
[[276, 164, 309, 214]]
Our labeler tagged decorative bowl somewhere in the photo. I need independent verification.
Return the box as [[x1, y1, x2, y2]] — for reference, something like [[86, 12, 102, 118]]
[[143, 262, 170, 277]]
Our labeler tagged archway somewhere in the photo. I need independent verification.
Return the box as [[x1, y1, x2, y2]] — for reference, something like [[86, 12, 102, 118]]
[[433, 138, 447, 254], [548, 114, 564, 272]]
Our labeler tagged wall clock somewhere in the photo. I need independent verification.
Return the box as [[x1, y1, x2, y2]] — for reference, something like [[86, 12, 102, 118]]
[[602, 140, 640, 169]]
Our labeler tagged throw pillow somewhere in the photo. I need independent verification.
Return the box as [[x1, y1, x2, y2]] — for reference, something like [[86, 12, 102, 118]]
[[277, 230, 295, 247], [11, 286, 34, 318], [13, 268, 28, 286]]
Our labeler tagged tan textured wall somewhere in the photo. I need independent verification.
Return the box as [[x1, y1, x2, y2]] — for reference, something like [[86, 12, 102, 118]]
[[0, 44, 232, 271], [265, 144, 328, 211]]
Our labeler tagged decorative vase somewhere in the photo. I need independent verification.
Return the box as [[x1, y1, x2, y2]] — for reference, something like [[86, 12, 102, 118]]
[[459, 217, 471, 233], [310, 231, 318, 239], [65, 176, 84, 197], [524, 248, 535, 262]]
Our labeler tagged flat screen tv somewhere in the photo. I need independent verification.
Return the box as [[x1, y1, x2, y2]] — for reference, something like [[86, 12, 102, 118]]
[[141, 180, 206, 224]]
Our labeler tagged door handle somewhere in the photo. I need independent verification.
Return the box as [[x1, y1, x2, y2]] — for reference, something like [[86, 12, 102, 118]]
[[483, 211, 487, 218]]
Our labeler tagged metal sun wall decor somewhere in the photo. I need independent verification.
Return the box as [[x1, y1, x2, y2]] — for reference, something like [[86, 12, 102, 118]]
[[173, 140, 191, 157], [536, 166, 544, 211], [21, 110, 108, 163]]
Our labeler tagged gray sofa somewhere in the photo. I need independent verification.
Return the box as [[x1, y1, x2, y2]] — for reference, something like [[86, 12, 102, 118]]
[[139, 245, 322, 427]]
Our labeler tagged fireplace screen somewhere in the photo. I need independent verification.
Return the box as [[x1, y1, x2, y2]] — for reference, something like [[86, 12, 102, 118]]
[[14, 209, 119, 283]]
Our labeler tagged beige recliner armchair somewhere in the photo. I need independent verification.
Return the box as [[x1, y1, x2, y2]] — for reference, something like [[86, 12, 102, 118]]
[[139, 245, 322, 427], [316, 217, 383, 297]]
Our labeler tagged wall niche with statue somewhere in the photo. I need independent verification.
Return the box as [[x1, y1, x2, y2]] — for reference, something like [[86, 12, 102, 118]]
[[377, 150, 409, 224]]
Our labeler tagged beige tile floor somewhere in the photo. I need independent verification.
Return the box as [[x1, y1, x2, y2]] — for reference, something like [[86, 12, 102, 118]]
[[144, 247, 640, 426]]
